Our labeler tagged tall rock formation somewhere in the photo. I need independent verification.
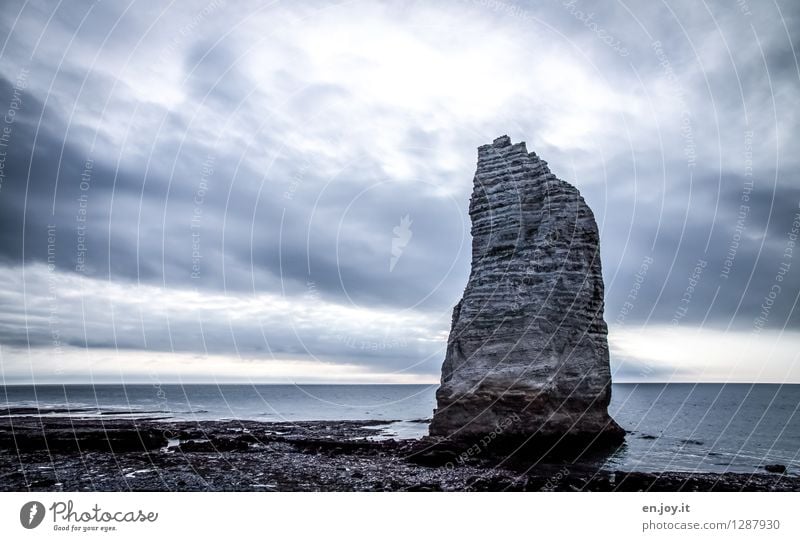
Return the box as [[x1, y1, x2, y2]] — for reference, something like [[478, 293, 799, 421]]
[[429, 135, 623, 447]]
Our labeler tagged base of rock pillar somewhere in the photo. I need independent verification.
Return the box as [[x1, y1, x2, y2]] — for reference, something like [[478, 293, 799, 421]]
[[428, 382, 625, 453], [410, 424, 625, 467]]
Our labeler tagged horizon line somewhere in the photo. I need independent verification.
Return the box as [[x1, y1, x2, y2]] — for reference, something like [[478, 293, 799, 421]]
[[2, 381, 800, 386]]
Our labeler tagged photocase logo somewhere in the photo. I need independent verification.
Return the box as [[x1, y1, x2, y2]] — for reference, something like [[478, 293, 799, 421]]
[[390, 214, 413, 272], [20, 501, 45, 529]]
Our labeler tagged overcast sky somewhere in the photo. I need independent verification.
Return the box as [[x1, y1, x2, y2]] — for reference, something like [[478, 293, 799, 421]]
[[0, 0, 798, 384]]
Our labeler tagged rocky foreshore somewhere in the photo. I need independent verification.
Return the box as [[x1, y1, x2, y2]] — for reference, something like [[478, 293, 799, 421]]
[[1, 415, 797, 491]]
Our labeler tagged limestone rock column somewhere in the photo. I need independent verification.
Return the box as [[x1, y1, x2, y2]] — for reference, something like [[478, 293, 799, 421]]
[[429, 135, 623, 446]]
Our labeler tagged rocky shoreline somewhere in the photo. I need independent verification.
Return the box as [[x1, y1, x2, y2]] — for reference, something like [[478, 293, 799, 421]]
[[1, 415, 797, 491]]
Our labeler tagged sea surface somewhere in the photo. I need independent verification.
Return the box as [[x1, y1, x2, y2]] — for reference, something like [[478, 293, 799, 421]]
[[2, 383, 799, 474]]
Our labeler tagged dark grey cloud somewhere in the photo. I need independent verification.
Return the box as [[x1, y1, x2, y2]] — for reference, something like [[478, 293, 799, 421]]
[[0, 64, 473, 311]]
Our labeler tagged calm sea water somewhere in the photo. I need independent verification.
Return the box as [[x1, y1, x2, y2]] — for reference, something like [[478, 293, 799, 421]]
[[2, 383, 799, 474]]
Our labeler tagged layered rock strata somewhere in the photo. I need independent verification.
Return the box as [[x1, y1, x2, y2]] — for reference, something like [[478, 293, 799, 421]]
[[429, 135, 623, 447]]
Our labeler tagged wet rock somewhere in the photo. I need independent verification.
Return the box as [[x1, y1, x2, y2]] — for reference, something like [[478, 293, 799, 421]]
[[0, 421, 167, 453], [407, 482, 441, 492], [680, 439, 704, 446]]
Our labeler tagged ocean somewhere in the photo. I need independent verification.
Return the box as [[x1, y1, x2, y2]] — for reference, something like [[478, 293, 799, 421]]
[[2, 383, 798, 474]]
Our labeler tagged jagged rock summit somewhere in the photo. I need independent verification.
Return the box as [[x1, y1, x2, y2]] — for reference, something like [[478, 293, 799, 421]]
[[429, 135, 623, 448]]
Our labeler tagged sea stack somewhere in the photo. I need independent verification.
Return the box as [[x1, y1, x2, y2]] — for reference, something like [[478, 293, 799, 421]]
[[429, 135, 623, 448]]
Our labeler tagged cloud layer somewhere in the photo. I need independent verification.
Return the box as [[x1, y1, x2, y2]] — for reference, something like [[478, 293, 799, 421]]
[[0, 0, 798, 382]]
